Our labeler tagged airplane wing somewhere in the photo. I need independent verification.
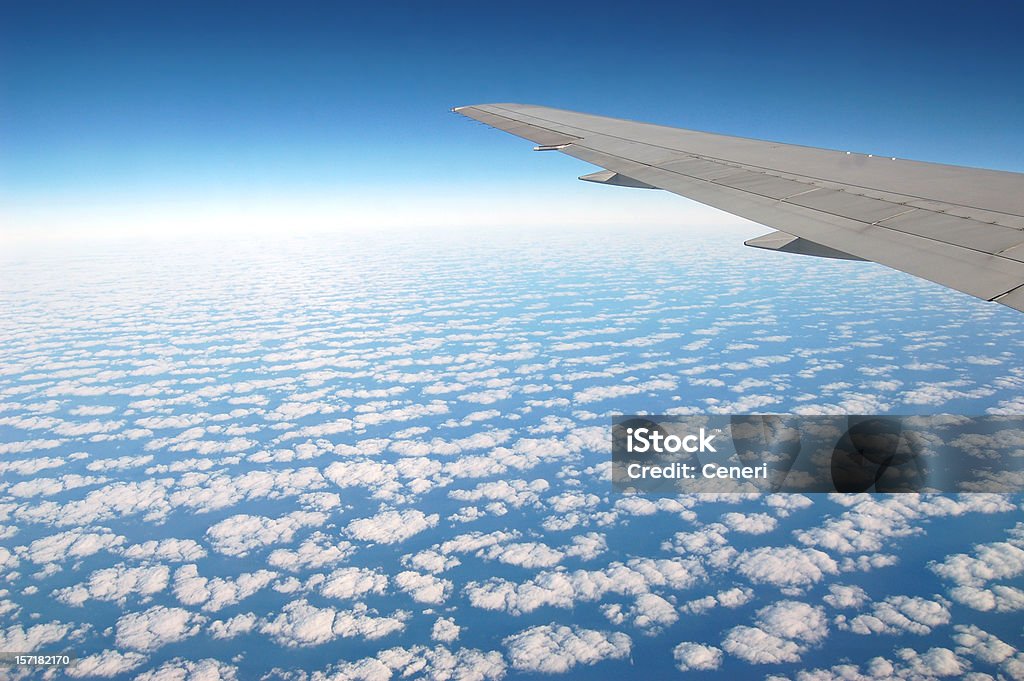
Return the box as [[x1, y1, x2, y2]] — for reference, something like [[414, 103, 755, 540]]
[[453, 103, 1024, 312]]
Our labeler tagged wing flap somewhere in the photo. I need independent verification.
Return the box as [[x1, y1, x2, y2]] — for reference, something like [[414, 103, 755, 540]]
[[578, 170, 656, 189], [745, 231, 864, 261]]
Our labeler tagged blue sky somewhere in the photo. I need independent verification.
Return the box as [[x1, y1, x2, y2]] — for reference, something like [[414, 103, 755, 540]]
[[3, 0, 1024, 235]]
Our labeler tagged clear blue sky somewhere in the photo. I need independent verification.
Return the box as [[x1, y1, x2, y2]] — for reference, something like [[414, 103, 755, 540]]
[[3, 0, 1023, 235]]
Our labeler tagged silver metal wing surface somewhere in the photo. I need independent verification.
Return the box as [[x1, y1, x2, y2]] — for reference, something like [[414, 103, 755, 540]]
[[454, 103, 1024, 312]]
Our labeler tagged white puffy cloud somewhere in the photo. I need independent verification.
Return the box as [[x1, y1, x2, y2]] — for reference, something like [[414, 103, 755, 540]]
[[448, 479, 549, 508], [823, 583, 869, 609], [734, 546, 838, 592], [546, 491, 601, 513], [66, 649, 147, 678], [780, 646, 971, 680], [320, 567, 388, 601], [345, 509, 439, 544], [892, 647, 967, 679], [682, 586, 754, 615], [438, 529, 521, 555], [267, 532, 355, 572], [86, 455, 154, 471], [615, 496, 695, 520], [720, 511, 778, 535], [952, 624, 1017, 666], [930, 541, 1024, 587], [673, 642, 723, 671], [764, 493, 813, 517], [722, 601, 827, 664], [0, 621, 72, 652], [948, 584, 1024, 612], [298, 491, 342, 511], [622, 593, 679, 634], [20, 528, 125, 564], [0, 456, 66, 475], [172, 564, 277, 612], [479, 541, 564, 569], [401, 549, 461, 574], [662, 525, 730, 557], [121, 538, 207, 562], [7, 474, 108, 498], [208, 612, 259, 640], [69, 405, 117, 416], [169, 467, 326, 512], [0, 545, 20, 575], [448, 506, 486, 523], [332, 645, 506, 681], [841, 595, 951, 636], [466, 557, 704, 615], [205, 510, 327, 556], [504, 624, 632, 673], [323, 459, 402, 499], [840, 553, 900, 573], [574, 384, 643, 404], [56, 563, 170, 606], [717, 586, 755, 608], [797, 495, 1015, 557], [259, 599, 408, 647], [0, 439, 65, 455], [431, 617, 460, 643], [394, 571, 452, 604], [563, 532, 607, 561], [16, 479, 174, 526], [389, 429, 513, 457], [115, 605, 206, 652], [135, 658, 238, 681], [755, 600, 829, 643]]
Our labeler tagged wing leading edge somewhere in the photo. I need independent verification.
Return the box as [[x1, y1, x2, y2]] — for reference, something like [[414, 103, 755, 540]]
[[453, 103, 1024, 313]]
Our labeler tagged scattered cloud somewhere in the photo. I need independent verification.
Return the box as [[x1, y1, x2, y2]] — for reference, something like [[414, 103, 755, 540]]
[[504, 624, 632, 673], [673, 642, 723, 671], [115, 605, 206, 652]]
